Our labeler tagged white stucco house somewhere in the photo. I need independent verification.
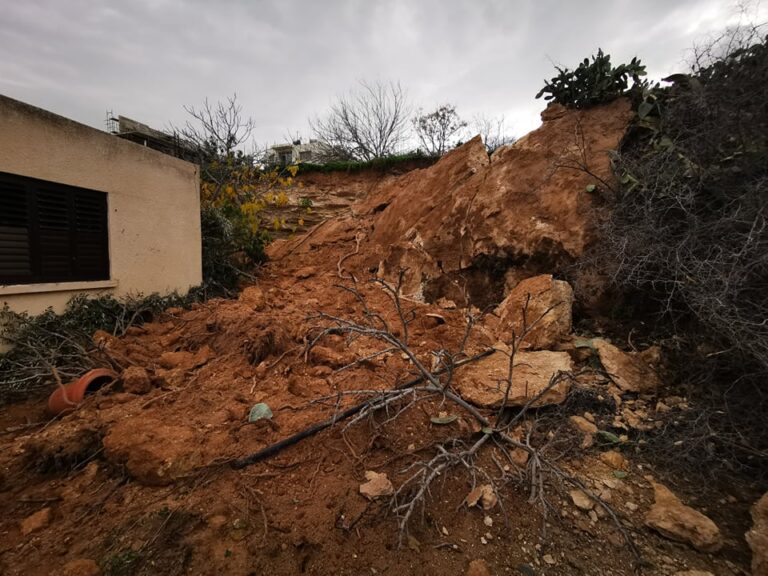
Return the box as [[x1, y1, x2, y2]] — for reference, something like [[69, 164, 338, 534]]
[[0, 94, 202, 316]]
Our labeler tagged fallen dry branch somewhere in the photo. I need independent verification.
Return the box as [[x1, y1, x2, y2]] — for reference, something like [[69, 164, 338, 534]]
[[229, 349, 494, 469], [234, 275, 643, 567]]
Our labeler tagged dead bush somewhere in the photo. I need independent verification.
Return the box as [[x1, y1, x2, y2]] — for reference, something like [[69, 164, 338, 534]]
[[599, 34, 768, 479]]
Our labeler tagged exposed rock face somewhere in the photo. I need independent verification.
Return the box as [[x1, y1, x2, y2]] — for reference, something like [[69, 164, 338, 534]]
[[747, 492, 768, 576], [492, 275, 573, 349], [455, 349, 572, 408], [645, 481, 723, 552], [360, 99, 634, 300], [593, 339, 661, 393]]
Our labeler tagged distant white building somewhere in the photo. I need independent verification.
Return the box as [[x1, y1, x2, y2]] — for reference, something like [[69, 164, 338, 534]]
[[266, 139, 327, 165]]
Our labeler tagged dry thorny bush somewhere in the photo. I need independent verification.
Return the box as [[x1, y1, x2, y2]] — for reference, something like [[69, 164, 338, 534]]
[[301, 271, 643, 563], [597, 34, 768, 482]]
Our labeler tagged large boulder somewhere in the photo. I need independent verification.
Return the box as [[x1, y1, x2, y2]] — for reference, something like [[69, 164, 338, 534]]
[[747, 492, 768, 576], [454, 349, 572, 408], [492, 274, 573, 349], [645, 481, 723, 552], [360, 99, 634, 300]]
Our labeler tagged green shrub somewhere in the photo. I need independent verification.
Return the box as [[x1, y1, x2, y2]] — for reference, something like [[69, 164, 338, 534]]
[[201, 204, 270, 290], [536, 49, 647, 108], [294, 151, 433, 174]]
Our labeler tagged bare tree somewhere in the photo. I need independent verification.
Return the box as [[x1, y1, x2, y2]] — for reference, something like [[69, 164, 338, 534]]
[[176, 94, 255, 161], [472, 113, 515, 153], [310, 80, 411, 161], [412, 104, 467, 156]]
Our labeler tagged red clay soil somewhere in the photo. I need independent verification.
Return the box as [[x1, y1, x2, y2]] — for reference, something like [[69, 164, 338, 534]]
[[0, 102, 759, 576]]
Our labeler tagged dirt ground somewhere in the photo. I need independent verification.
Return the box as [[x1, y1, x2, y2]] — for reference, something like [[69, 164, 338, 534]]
[[0, 112, 763, 575]]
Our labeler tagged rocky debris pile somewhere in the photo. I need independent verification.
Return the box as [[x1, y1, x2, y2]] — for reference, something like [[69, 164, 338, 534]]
[[2, 99, 753, 576]]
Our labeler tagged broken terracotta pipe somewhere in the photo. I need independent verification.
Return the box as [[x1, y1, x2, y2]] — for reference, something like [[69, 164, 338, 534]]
[[46, 368, 118, 416]]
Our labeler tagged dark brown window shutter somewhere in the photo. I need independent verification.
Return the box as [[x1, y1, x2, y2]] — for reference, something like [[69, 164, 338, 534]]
[[0, 172, 110, 285], [73, 189, 109, 280], [0, 180, 33, 282], [37, 186, 73, 281]]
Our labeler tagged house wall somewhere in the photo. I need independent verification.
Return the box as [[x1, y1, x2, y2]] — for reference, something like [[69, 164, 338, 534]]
[[0, 94, 202, 316]]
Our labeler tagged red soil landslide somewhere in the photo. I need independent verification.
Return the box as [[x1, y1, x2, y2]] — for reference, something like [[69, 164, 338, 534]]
[[0, 100, 757, 576]]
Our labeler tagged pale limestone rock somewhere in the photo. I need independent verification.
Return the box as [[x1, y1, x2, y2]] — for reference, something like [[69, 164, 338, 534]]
[[359, 471, 394, 500], [593, 339, 661, 393], [493, 275, 573, 349], [645, 481, 722, 552], [455, 349, 572, 408], [747, 492, 768, 576]]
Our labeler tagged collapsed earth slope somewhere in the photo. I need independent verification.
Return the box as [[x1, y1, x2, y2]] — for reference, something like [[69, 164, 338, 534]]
[[1, 100, 762, 576]]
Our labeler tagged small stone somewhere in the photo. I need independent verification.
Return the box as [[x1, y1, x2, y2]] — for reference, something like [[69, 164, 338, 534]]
[[61, 558, 101, 576], [480, 536, 488, 545], [747, 491, 768, 576], [466, 559, 491, 576], [511, 448, 529, 467], [588, 510, 599, 523], [441, 526, 449, 536], [20, 507, 52, 535], [122, 366, 152, 395], [569, 415, 598, 448], [569, 489, 594, 511], [465, 484, 498, 511], [570, 415, 598, 435], [238, 286, 266, 310], [437, 297, 457, 310], [543, 554, 556, 565], [592, 339, 661, 393], [625, 502, 639, 512], [599, 450, 628, 471], [359, 471, 394, 499], [645, 481, 722, 552], [483, 515, 494, 527]]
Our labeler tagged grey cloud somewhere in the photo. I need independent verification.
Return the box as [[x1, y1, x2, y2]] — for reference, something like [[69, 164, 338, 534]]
[[0, 0, 751, 146]]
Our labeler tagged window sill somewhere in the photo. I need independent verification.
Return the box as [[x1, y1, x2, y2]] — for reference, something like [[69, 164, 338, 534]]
[[0, 279, 118, 297]]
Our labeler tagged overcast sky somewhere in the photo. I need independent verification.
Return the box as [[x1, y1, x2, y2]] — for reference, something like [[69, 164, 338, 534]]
[[0, 0, 764, 150]]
